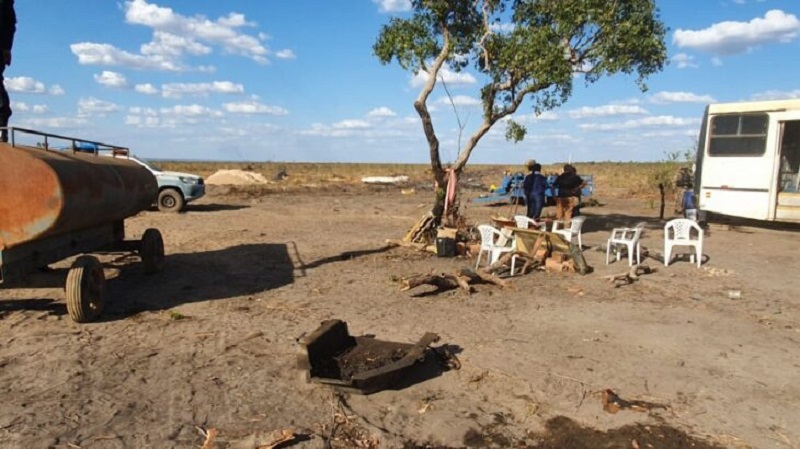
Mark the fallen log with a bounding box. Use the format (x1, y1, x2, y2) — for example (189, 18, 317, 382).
(604, 264, 655, 287)
(401, 268, 508, 294)
(483, 251, 540, 276)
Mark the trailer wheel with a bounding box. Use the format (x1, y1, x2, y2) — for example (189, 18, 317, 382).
(141, 228, 165, 274)
(158, 189, 185, 212)
(66, 256, 106, 323)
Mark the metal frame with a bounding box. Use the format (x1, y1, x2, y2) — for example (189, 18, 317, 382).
(1, 126, 129, 156)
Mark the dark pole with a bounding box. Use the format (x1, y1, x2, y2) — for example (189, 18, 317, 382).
(658, 183, 665, 220)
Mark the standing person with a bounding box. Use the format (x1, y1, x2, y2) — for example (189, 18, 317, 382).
(554, 164, 584, 226)
(522, 161, 546, 220)
(0, 0, 16, 143)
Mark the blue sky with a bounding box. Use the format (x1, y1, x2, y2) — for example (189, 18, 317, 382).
(5, 0, 800, 164)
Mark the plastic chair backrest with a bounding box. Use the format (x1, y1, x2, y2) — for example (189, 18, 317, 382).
(569, 216, 586, 233)
(477, 224, 500, 248)
(632, 222, 647, 240)
(514, 215, 534, 229)
(666, 218, 700, 240)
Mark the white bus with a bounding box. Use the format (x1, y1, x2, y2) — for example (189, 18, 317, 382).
(694, 99, 800, 223)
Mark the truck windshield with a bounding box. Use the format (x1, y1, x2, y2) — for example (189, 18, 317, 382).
(135, 157, 161, 172)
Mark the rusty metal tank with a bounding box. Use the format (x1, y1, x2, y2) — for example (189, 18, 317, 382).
(0, 143, 158, 249)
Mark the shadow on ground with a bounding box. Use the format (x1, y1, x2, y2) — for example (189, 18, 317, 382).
(101, 243, 294, 320)
(406, 415, 725, 449)
(185, 203, 250, 212)
(0, 298, 66, 318)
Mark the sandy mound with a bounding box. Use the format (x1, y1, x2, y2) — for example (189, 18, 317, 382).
(206, 169, 269, 186)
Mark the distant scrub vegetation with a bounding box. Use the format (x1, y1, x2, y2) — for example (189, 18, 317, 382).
(158, 160, 688, 199)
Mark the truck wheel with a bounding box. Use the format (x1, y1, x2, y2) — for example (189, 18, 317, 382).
(141, 228, 165, 274)
(66, 256, 106, 323)
(158, 189, 185, 212)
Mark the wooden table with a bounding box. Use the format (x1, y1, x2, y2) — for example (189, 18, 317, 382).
(507, 226, 570, 255)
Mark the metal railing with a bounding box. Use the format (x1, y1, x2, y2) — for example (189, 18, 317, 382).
(2, 126, 130, 156)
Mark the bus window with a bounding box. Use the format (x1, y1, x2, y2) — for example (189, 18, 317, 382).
(708, 113, 768, 156)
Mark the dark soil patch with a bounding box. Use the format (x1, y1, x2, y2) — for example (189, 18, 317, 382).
(406, 416, 725, 449)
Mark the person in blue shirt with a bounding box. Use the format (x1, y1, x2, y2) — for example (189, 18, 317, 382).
(523, 161, 547, 220)
(0, 0, 16, 143)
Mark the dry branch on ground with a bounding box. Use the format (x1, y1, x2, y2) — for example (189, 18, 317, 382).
(604, 265, 655, 288)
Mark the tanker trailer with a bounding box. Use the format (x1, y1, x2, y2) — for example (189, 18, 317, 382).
(0, 127, 165, 323)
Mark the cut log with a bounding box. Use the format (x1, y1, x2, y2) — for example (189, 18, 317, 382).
(604, 264, 655, 287)
(400, 267, 508, 294)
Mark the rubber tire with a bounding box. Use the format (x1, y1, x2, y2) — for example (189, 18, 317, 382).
(141, 228, 165, 274)
(158, 189, 185, 212)
(65, 256, 106, 323)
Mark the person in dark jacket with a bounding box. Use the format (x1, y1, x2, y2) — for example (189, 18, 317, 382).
(522, 161, 547, 220)
(1, 0, 17, 143)
(554, 164, 584, 226)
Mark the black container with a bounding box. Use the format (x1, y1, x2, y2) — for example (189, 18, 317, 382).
(436, 237, 456, 257)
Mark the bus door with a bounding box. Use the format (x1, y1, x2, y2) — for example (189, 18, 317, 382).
(775, 119, 800, 222)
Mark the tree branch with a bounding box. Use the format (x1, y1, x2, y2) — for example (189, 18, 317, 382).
(414, 24, 452, 186)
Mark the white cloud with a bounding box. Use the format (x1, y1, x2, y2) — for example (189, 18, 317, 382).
(141, 31, 212, 58)
(750, 90, 800, 101)
(161, 81, 244, 98)
(301, 118, 382, 138)
(49, 85, 66, 96)
(135, 83, 159, 95)
(579, 116, 698, 131)
(367, 107, 396, 118)
(160, 104, 222, 117)
(6, 77, 47, 94)
(125, 0, 268, 63)
(711, 57, 724, 66)
(672, 53, 698, 69)
(535, 111, 559, 121)
(19, 117, 90, 129)
(649, 91, 715, 104)
(372, 0, 411, 13)
(12, 102, 48, 114)
(71, 42, 187, 71)
(71, 0, 271, 71)
(567, 104, 648, 119)
(275, 49, 296, 59)
(333, 119, 371, 129)
(94, 71, 129, 88)
(78, 97, 121, 116)
(490, 23, 516, 34)
(437, 95, 481, 107)
(411, 67, 477, 88)
(512, 110, 560, 123)
(125, 115, 162, 128)
(222, 100, 288, 115)
(673, 9, 800, 55)
(128, 106, 159, 116)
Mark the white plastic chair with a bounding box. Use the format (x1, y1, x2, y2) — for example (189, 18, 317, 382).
(475, 224, 516, 270)
(606, 222, 646, 266)
(514, 215, 547, 231)
(664, 218, 704, 268)
(551, 216, 586, 248)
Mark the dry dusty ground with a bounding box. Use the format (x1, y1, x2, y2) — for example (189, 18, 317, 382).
(1, 184, 799, 449)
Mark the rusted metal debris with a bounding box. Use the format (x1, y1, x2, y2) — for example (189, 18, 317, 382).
(297, 320, 455, 394)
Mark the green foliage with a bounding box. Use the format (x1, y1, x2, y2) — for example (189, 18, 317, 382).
(505, 119, 526, 143)
(374, 0, 667, 127)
